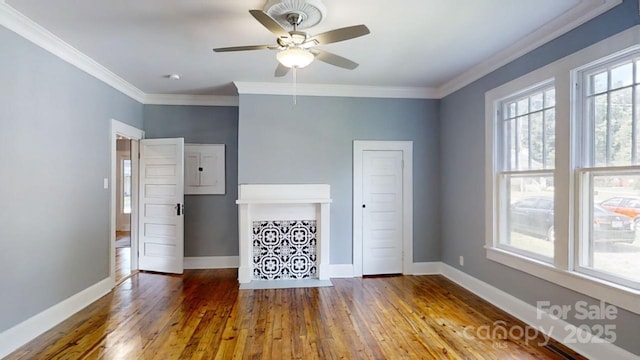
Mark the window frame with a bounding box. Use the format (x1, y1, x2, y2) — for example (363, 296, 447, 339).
(573, 49, 640, 290)
(494, 81, 556, 263)
(485, 25, 640, 315)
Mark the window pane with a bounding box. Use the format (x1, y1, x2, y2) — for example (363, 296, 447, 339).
(530, 92, 544, 112)
(610, 62, 633, 90)
(544, 89, 556, 108)
(505, 119, 516, 170)
(636, 86, 640, 161)
(530, 112, 543, 170)
(508, 102, 517, 119)
(504, 174, 555, 259)
(123, 159, 132, 214)
(590, 71, 608, 94)
(610, 88, 633, 166)
(517, 98, 529, 116)
(582, 174, 640, 284)
(592, 94, 608, 166)
(544, 109, 556, 169)
(517, 115, 530, 170)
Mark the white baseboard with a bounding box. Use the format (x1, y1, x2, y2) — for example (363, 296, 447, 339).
(439, 263, 637, 360)
(184, 256, 239, 269)
(411, 262, 442, 275)
(0, 277, 113, 359)
(329, 264, 354, 278)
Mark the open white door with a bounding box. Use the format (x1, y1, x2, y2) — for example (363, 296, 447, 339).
(138, 138, 184, 274)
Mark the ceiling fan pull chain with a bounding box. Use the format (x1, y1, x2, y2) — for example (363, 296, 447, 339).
(293, 66, 297, 105)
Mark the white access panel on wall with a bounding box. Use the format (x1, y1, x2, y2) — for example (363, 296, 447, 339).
(184, 144, 225, 195)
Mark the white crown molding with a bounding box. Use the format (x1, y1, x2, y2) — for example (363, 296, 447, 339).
(0, 0, 623, 104)
(436, 0, 623, 98)
(0, 1, 146, 103)
(234, 81, 439, 99)
(143, 94, 239, 107)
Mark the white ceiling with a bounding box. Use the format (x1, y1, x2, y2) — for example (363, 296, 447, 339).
(3, 0, 616, 98)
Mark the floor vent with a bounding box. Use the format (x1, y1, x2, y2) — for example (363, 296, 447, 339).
(543, 344, 576, 360)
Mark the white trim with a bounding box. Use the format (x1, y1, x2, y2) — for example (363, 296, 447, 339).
(437, 0, 622, 98)
(234, 82, 438, 99)
(440, 263, 638, 360)
(330, 264, 355, 278)
(0, 278, 112, 359)
(143, 94, 239, 107)
(353, 141, 413, 277)
(110, 120, 144, 284)
(412, 262, 441, 275)
(0, 2, 146, 103)
(184, 256, 239, 269)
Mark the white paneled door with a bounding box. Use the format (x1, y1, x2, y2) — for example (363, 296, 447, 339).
(362, 150, 403, 275)
(138, 138, 184, 274)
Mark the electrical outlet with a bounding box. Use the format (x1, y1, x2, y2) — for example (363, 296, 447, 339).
(459, 256, 464, 266)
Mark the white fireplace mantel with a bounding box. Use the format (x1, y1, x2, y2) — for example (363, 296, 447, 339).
(236, 184, 332, 284)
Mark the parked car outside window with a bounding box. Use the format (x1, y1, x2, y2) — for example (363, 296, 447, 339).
(511, 197, 634, 243)
(600, 197, 640, 225)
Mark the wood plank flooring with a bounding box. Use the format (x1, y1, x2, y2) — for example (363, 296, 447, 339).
(115, 231, 131, 283)
(6, 270, 585, 359)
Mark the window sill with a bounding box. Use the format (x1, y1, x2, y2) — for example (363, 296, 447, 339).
(486, 246, 640, 314)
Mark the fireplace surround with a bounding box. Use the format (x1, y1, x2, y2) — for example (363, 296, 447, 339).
(236, 184, 331, 284)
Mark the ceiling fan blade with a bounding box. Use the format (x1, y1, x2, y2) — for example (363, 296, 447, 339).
(275, 63, 290, 77)
(249, 10, 290, 39)
(312, 49, 359, 70)
(310, 25, 370, 45)
(213, 45, 273, 52)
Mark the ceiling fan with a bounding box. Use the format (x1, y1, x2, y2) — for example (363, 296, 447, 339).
(213, 4, 370, 77)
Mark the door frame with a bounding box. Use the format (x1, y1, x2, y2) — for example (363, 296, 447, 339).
(353, 141, 413, 277)
(110, 119, 144, 285)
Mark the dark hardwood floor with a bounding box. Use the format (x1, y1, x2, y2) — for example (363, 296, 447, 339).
(6, 270, 585, 359)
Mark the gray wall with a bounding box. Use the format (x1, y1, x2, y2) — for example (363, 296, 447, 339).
(238, 95, 440, 264)
(0, 26, 143, 332)
(144, 105, 239, 257)
(439, 0, 640, 355)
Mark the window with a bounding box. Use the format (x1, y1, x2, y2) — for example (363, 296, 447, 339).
(486, 26, 640, 315)
(122, 159, 132, 214)
(495, 83, 556, 261)
(575, 49, 640, 289)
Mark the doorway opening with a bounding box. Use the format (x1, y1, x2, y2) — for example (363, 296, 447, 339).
(115, 137, 132, 282)
(110, 119, 144, 286)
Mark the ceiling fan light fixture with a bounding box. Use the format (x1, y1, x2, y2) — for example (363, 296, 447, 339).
(276, 47, 314, 68)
